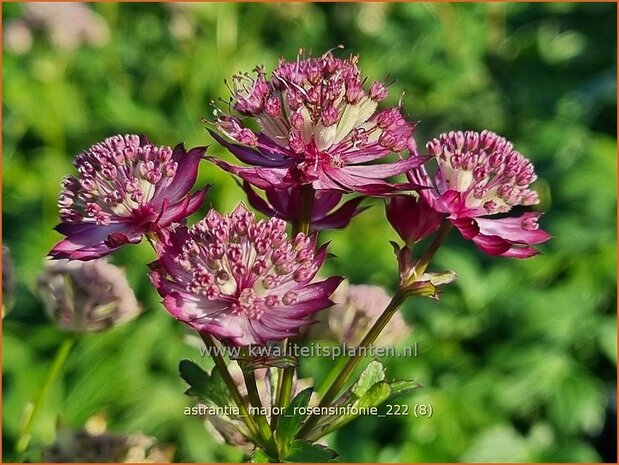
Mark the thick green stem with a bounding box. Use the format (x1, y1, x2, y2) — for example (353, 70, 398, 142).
(16, 336, 75, 457)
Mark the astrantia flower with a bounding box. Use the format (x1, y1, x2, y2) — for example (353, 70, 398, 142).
(311, 280, 411, 347)
(208, 49, 424, 195)
(37, 258, 141, 333)
(243, 182, 366, 230)
(410, 130, 551, 258)
(149, 204, 342, 346)
(50, 134, 208, 260)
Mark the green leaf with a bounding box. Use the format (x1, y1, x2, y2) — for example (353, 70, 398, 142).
(352, 360, 385, 398)
(285, 440, 338, 463)
(178, 359, 232, 408)
(388, 379, 423, 400)
(249, 448, 273, 463)
(277, 387, 313, 448)
(208, 367, 235, 408)
(356, 381, 391, 409)
(179, 359, 211, 399)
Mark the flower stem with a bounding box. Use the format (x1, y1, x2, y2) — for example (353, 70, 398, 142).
(240, 360, 279, 457)
(413, 222, 453, 278)
(298, 222, 454, 439)
(199, 334, 272, 453)
(295, 184, 315, 237)
(15, 336, 75, 457)
(275, 185, 315, 417)
(297, 290, 406, 439)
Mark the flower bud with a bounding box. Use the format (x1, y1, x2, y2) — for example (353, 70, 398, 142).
(386, 195, 444, 245)
(37, 258, 140, 333)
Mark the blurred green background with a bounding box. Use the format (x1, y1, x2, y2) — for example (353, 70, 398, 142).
(2, 2, 617, 462)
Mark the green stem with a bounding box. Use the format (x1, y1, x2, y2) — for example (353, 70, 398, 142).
(240, 364, 279, 458)
(16, 337, 75, 457)
(316, 356, 348, 398)
(199, 334, 265, 448)
(297, 291, 406, 439)
(413, 222, 453, 279)
(298, 222, 454, 439)
(274, 185, 315, 420)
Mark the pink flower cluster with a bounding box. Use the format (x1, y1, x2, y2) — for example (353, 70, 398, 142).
(209, 50, 424, 195)
(49, 49, 551, 346)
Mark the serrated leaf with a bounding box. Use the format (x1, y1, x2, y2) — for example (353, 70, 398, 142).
(285, 440, 338, 463)
(179, 359, 211, 399)
(208, 367, 235, 408)
(277, 387, 313, 448)
(178, 359, 232, 408)
(352, 360, 385, 398)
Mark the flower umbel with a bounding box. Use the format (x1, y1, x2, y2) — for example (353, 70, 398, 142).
(312, 280, 411, 347)
(150, 204, 342, 346)
(209, 49, 424, 195)
(37, 258, 141, 332)
(410, 130, 551, 258)
(50, 134, 208, 260)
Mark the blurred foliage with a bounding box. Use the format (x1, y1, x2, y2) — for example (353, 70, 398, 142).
(2, 2, 616, 463)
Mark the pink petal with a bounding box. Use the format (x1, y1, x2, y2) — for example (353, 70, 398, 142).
(208, 157, 293, 189)
(315, 197, 367, 229)
(153, 144, 206, 204)
(471, 234, 512, 256)
(208, 129, 287, 167)
(475, 213, 551, 245)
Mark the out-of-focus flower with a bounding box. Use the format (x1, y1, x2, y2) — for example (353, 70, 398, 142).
(150, 204, 342, 346)
(49, 134, 208, 260)
(43, 424, 171, 462)
(24, 2, 110, 51)
(312, 280, 411, 347)
(3, 21, 33, 55)
(386, 194, 444, 245)
(2, 246, 15, 317)
(37, 258, 141, 333)
(243, 182, 367, 230)
(208, 49, 424, 195)
(409, 130, 551, 258)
